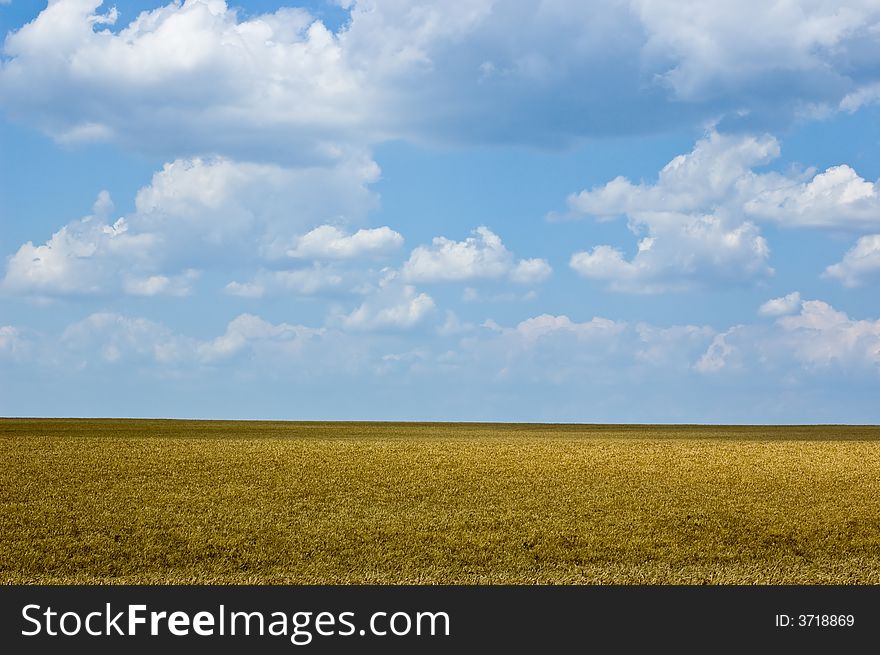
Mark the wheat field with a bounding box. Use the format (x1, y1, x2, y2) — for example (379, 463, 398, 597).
(2, 419, 879, 584)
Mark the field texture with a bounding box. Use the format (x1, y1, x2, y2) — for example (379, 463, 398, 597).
(2, 419, 880, 584)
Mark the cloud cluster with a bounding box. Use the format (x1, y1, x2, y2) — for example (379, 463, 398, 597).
(2, 155, 383, 298)
(698, 296, 880, 373)
(563, 131, 880, 292)
(462, 312, 712, 384)
(775, 300, 880, 370)
(3, 0, 880, 158)
(61, 311, 331, 369)
(4, 2, 879, 306)
(745, 165, 880, 230)
(8, 293, 879, 407)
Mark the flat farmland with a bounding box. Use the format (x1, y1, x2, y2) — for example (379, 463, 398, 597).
(2, 419, 879, 584)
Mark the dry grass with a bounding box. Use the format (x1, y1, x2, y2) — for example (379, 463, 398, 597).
(2, 419, 879, 584)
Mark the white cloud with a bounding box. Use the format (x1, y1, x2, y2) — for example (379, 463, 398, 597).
(696, 299, 880, 373)
(759, 291, 802, 317)
(745, 165, 880, 230)
(197, 313, 324, 362)
(565, 131, 880, 231)
(564, 132, 778, 292)
(2, 156, 380, 298)
(513, 314, 625, 342)
(2, 206, 163, 297)
(778, 301, 880, 370)
(403, 226, 549, 285)
(403, 226, 511, 282)
(631, 0, 880, 103)
(564, 132, 782, 218)
(123, 270, 200, 297)
(4, 0, 879, 158)
(340, 274, 435, 331)
(459, 312, 717, 384)
(134, 156, 380, 256)
(11, 297, 880, 405)
(562, 131, 880, 292)
(464, 313, 630, 383)
(569, 215, 772, 293)
(510, 258, 552, 284)
(286, 225, 403, 259)
(0, 0, 372, 162)
(824, 234, 880, 287)
(840, 81, 880, 112)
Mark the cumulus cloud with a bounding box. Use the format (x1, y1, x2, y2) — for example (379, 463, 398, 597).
(562, 131, 880, 292)
(339, 273, 436, 331)
(564, 132, 777, 292)
(564, 132, 782, 218)
(824, 234, 880, 287)
(403, 227, 511, 282)
(759, 291, 802, 317)
(510, 258, 553, 285)
(0, 0, 373, 162)
(134, 156, 380, 257)
(2, 156, 381, 298)
(3, 0, 879, 158)
(2, 202, 164, 297)
(696, 299, 880, 373)
(564, 132, 880, 230)
(776, 300, 880, 369)
(745, 165, 880, 230)
(286, 225, 403, 260)
(569, 216, 771, 293)
(402, 226, 551, 285)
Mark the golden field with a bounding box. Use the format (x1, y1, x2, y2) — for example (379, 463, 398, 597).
(1, 419, 879, 584)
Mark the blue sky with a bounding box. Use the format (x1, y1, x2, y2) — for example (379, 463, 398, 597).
(1, 0, 880, 422)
